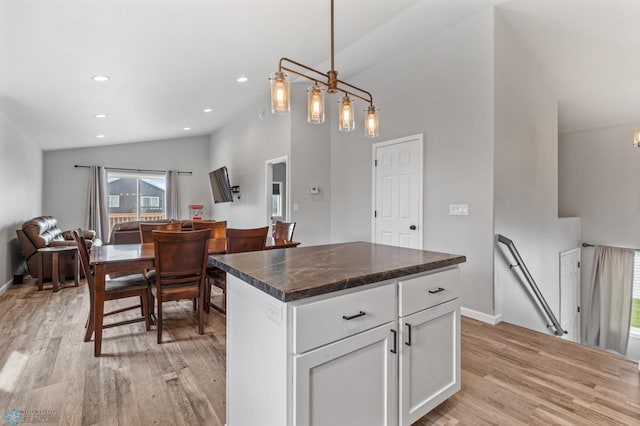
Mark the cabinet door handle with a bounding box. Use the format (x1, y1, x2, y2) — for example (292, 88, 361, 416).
(405, 323, 412, 346)
(342, 311, 366, 320)
(390, 329, 397, 354)
(428, 287, 445, 294)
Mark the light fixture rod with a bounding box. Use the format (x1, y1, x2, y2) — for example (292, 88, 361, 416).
(331, 0, 335, 73)
(278, 58, 373, 105)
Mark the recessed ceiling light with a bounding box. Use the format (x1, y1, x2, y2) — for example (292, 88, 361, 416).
(95, 114, 107, 119)
(183, 127, 191, 131)
(97, 134, 105, 138)
(237, 76, 248, 83)
(203, 108, 213, 113)
(92, 75, 110, 82)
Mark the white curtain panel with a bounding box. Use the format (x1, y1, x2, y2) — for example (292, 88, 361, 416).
(87, 165, 108, 241)
(585, 245, 634, 355)
(165, 170, 179, 220)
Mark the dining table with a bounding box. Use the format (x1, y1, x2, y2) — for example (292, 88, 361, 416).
(88, 237, 300, 356)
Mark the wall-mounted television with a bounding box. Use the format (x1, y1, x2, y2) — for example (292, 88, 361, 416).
(209, 166, 234, 203)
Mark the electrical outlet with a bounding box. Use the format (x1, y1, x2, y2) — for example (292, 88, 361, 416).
(293, 203, 299, 211)
(449, 204, 469, 216)
(266, 300, 282, 325)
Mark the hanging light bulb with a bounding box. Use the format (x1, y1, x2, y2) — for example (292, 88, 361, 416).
(307, 84, 325, 124)
(338, 95, 355, 132)
(634, 128, 640, 147)
(270, 71, 290, 115)
(364, 105, 379, 138)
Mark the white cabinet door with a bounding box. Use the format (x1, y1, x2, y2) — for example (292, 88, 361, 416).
(399, 299, 460, 426)
(294, 323, 398, 426)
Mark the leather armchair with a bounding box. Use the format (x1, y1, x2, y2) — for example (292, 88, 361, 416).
(16, 216, 97, 281)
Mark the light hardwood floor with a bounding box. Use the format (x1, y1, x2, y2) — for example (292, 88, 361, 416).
(0, 278, 638, 425)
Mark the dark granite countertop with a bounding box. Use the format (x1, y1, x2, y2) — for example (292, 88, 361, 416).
(209, 241, 466, 302)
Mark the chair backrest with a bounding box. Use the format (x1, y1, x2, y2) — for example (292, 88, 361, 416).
(272, 221, 296, 241)
(71, 228, 94, 293)
(152, 229, 210, 287)
(193, 220, 227, 239)
(226, 227, 269, 254)
(140, 222, 182, 243)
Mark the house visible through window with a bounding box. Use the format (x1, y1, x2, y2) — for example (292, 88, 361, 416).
(632, 252, 640, 333)
(107, 171, 167, 235)
(108, 195, 120, 208)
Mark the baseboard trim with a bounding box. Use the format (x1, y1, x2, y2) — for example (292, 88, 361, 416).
(0, 279, 12, 297)
(461, 307, 502, 325)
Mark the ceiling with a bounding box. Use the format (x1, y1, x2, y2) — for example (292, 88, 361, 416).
(1, 0, 638, 151)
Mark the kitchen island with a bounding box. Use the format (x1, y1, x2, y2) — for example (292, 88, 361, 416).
(210, 241, 466, 426)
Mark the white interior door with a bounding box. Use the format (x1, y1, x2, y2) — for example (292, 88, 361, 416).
(560, 248, 581, 343)
(372, 135, 423, 249)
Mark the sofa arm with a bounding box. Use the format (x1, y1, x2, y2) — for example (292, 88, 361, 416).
(50, 240, 78, 247)
(62, 229, 96, 241)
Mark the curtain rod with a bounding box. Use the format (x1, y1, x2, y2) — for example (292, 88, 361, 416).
(582, 242, 639, 251)
(74, 164, 192, 175)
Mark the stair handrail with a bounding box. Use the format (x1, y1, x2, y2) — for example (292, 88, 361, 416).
(497, 234, 566, 336)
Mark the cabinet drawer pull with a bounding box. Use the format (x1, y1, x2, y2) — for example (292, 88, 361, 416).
(428, 287, 445, 294)
(342, 311, 366, 320)
(405, 323, 412, 346)
(390, 329, 397, 354)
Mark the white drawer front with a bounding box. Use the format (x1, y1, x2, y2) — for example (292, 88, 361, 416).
(398, 268, 459, 317)
(293, 282, 396, 354)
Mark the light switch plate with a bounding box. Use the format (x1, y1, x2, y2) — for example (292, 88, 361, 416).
(309, 186, 319, 194)
(449, 204, 469, 216)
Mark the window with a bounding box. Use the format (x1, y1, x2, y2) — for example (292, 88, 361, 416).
(140, 196, 160, 208)
(107, 171, 166, 235)
(632, 252, 640, 333)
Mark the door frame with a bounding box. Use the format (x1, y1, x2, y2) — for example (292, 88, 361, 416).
(265, 155, 289, 226)
(371, 134, 424, 249)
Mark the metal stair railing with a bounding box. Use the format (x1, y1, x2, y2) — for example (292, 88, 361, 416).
(497, 234, 566, 336)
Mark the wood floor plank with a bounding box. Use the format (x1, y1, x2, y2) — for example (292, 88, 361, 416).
(1, 278, 639, 425)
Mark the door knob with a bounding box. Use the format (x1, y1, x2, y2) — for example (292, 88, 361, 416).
(409, 225, 417, 230)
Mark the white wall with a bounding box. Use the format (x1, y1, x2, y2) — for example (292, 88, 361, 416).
(43, 135, 211, 233)
(559, 123, 640, 359)
(289, 84, 332, 246)
(329, 9, 497, 314)
(0, 112, 42, 287)
(208, 99, 290, 229)
(494, 12, 580, 335)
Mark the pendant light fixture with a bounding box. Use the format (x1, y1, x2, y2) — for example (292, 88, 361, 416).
(269, 0, 380, 137)
(307, 84, 325, 124)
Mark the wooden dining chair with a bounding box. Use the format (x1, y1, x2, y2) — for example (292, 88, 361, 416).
(208, 226, 269, 315)
(272, 220, 296, 241)
(71, 229, 151, 350)
(140, 222, 182, 243)
(193, 220, 227, 239)
(151, 229, 210, 343)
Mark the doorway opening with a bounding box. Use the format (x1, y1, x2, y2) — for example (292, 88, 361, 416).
(265, 156, 289, 227)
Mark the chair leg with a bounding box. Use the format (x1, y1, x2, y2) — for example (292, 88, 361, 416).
(204, 277, 210, 314)
(157, 298, 163, 344)
(222, 288, 227, 314)
(142, 290, 151, 331)
(198, 284, 205, 335)
(140, 295, 144, 317)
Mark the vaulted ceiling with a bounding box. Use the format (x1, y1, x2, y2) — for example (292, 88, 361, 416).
(1, 0, 637, 150)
